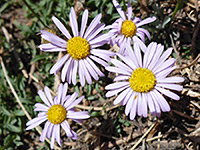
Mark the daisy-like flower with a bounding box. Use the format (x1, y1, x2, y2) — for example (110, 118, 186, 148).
(26, 83, 90, 149)
(39, 7, 115, 86)
(105, 42, 184, 120)
(107, 0, 156, 54)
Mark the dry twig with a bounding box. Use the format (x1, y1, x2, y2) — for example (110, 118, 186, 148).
(176, 54, 200, 70)
(130, 122, 157, 150)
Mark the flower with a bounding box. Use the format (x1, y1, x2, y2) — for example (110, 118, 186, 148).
(26, 83, 90, 149)
(106, 0, 156, 54)
(105, 42, 184, 120)
(39, 7, 115, 86)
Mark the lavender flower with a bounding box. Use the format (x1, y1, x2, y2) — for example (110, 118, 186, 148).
(26, 83, 90, 149)
(105, 42, 184, 120)
(106, 0, 156, 54)
(39, 7, 115, 86)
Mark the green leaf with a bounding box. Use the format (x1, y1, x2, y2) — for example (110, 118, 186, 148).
(6, 124, 21, 133)
(90, 111, 101, 117)
(162, 16, 171, 28)
(171, 0, 185, 20)
(31, 54, 48, 63)
(1, 106, 11, 116)
(14, 110, 25, 116)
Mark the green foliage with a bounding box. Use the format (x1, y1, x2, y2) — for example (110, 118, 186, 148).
(0, 0, 189, 149)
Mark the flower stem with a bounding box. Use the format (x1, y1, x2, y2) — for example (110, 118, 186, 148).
(21, 0, 48, 28)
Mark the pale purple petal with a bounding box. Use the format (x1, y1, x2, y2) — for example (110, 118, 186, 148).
(125, 92, 135, 115)
(92, 49, 115, 56)
(47, 123, 53, 138)
(152, 90, 171, 112)
(114, 75, 129, 81)
(50, 54, 69, 74)
(140, 93, 148, 117)
(154, 58, 176, 74)
(37, 112, 46, 117)
(69, 7, 78, 37)
(148, 44, 164, 70)
(130, 95, 138, 120)
(40, 30, 67, 48)
(136, 16, 156, 27)
(116, 53, 137, 70)
(155, 86, 180, 100)
(71, 130, 78, 140)
(112, 0, 126, 20)
(156, 66, 177, 79)
(26, 116, 47, 130)
(86, 57, 104, 77)
(67, 96, 84, 110)
(67, 111, 90, 119)
(121, 88, 133, 105)
(57, 83, 63, 104)
(83, 59, 99, 80)
(132, 16, 142, 23)
(136, 32, 145, 43)
(80, 9, 88, 37)
(38, 43, 66, 52)
(91, 50, 112, 62)
(137, 28, 151, 40)
(106, 66, 131, 76)
(113, 87, 131, 105)
(40, 121, 51, 142)
(55, 125, 61, 146)
(133, 41, 142, 67)
(125, 44, 140, 68)
(80, 59, 92, 84)
(34, 103, 49, 111)
(153, 48, 173, 72)
(133, 36, 147, 53)
(78, 60, 85, 86)
(145, 93, 156, 115)
(72, 60, 78, 85)
(143, 42, 154, 68)
(127, 2, 132, 20)
(61, 57, 73, 82)
(111, 59, 132, 73)
(143, 42, 157, 68)
(105, 82, 130, 90)
(84, 14, 102, 38)
(106, 84, 130, 97)
(157, 77, 184, 83)
(90, 33, 112, 46)
(61, 121, 74, 138)
(157, 83, 183, 91)
(64, 92, 78, 109)
(149, 92, 161, 117)
(90, 55, 108, 67)
(87, 24, 105, 42)
(44, 86, 54, 105)
(52, 16, 72, 39)
(50, 125, 56, 149)
(38, 90, 51, 107)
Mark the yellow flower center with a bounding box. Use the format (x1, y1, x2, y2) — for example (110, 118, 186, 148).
(67, 37, 90, 60)
(121, 20, 137, 38)
(47, 104, 66, 124)
(42, 29, 56, 44)
(129, 68, 156, 93)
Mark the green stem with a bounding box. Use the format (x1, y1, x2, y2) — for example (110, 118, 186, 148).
(21, 0, 48, 28)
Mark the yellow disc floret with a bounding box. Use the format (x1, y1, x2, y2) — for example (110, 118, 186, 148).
(129, 68, 156, 93)
(47, 104, 67, 124)
(67, 37, 90, 60)
(121, 20, 137, 38)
